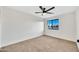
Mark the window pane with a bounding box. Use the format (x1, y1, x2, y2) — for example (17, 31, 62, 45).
(48, 19, 59, 30)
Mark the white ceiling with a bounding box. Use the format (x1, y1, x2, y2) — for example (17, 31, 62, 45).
(7, 6, 78, 18)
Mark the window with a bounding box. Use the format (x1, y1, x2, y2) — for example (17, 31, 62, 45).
(48, 19, 59, 30)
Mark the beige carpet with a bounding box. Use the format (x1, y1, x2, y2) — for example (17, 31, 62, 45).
(1, 35, 79, 52)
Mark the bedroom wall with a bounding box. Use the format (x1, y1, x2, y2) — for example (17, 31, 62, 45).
(44, 12, 76, 42)
(76, 8, 79, 48)
(0, 23, 1, 48)
(0, 7, 2, 47)
(1, 7, 44, 47)
(76, 8, 79, 39)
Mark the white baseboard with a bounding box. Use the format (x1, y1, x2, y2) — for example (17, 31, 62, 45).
(1, 33, 43, 48)
(45, 33, 76, 42)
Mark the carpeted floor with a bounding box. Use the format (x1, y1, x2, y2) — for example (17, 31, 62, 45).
(0, 35, 79, 52)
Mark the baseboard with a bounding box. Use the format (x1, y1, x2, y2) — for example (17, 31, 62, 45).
(1, 33, 43, 48)
(45, 34, 76, 42)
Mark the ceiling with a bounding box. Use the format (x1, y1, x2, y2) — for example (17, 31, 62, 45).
(7, 6, 78, 18)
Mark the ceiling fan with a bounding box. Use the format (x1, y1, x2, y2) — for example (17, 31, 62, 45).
(35, 6, 55, 16)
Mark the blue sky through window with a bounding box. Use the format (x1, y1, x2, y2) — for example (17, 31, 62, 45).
(48, 19, 59, 26)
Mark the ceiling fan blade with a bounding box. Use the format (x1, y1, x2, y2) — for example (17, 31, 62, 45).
(39, 6, 43, 10)
(46, 12, 54, 14)
(35, 12, 43, 13)
(46, 7, 55, 12)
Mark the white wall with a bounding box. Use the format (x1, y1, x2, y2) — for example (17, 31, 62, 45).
(76, 8, 79, 48)
(0, 7, 1, 47)
(44, 12, 76, 42)
(0, 24, 1, 47)
(1, 7, 44, 47)
(76, 8, 79, 39)
(0, 24, 1, 48)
